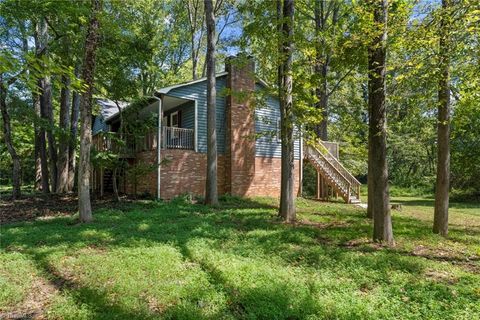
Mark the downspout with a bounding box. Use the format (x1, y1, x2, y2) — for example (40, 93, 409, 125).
(148, 95, 163, 200)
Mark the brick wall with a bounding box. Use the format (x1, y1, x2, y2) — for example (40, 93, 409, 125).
(242, 157, 300, 197)
(122, 149, 225, 199)
(225, 57, 256, 196)
(120, 149, 300, 199)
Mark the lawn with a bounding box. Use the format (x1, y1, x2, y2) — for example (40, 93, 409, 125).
(0, 195, 479, 319)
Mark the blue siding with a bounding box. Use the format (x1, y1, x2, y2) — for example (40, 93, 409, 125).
(165, 77, 300, 159)
(180, 101, 195, 129)
(167, 76, 227, 154)
(93, 116, 108, 134)
(254, 84, 300, 159)
(163, 101, 195, 130)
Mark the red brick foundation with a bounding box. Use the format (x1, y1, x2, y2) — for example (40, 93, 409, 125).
(120, 149, 299, 199)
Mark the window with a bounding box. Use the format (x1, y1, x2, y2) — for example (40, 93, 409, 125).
(170, 111, 179, 128)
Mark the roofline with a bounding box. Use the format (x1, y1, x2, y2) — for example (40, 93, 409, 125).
(155, 71, 228, 95)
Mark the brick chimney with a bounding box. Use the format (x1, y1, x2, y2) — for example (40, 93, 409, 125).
(224, 55, 256, 196)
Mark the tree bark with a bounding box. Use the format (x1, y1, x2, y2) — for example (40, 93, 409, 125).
(35, 19, 50, 193)
(433, 0, 451, 237)
(278, 0, 296, 222)
(187, 0, 204, 80)
(78, 0, 101, 223)
(44, 75, 58, 192)
(204, 0, 218, 205)
(313, 0, 339, 141)
(33, 92, 42, 191)
(68, 69, 81, 192)
(0, 80, 22, 199)
(56, 75, 71, 193)
(112, 167, 120, 202)
(368, 0, 393, 244)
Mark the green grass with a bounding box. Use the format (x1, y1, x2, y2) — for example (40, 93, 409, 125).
(1, 196, 479, 319)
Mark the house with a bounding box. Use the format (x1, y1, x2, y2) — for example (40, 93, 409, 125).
(92, 56, 361, 203)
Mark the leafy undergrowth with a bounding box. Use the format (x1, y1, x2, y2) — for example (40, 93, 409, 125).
(0, 196, 479, 319)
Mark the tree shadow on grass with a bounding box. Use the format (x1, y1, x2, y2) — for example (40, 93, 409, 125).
(27, 248, 231, 320)
(1, 198, 443, 275)
(2, 197, 479, 318)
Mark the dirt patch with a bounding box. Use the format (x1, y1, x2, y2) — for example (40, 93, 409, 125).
(295, 218, 351, 229)
(341, 238, 387, 250)
(425, 269, 459, 284)
(412, 245, 479, 263)
(0, 194, 137, 224)
(0, 276, 58, 320)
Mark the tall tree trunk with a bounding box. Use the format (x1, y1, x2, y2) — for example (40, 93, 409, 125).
(278, 0, 296, 222)
(68, 70, 81, 192)
(204, 0, 218, 205)
(35, 19, 50, 193)
(433, 0, 451, 236)
(368, 0, 393, 244)
(0, 80, 22, 199)
(191, 37, 198, 80)
(367, 127, 374, 219)
(56, 75, 71, 193)
(112, 167, 120, 202)
(44, 75, 58, 192)
(33, 92, 42, 191)
(78, 0, 101, 223)
(313, 0, 335, 141)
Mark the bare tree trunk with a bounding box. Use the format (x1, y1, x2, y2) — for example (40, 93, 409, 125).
(367, 133, 374, 219)
(187, 0, 203, 80)
(78, 0, 101, 223)
(112, 167, 120, 202)
(44, 75, 58, 192)
(278, 0, 296, 223)
(313, 0, 338, 141)
(0, 80, 22, 199)
(35, 19, 50, 194)
(56, 75, 71, 193)
(191, 37, 198, 80)
(204, 0, 218, 205)
(33, 92, 42, 191)
(433, 0, 451, 237)
(368, 0, 393, 245)
(68, 70, 80, 192)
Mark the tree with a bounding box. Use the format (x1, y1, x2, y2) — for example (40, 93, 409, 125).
(34, 18, 51, 194)
(78, 0, 101, 223)
(187, 0, 205, 80)
(313, 0, 340, 141)
(368, 0, 393, 244)
(0, 78, 21, 199)
(204, 0, 218, 205)
(433, 0, 451, 236)
(56, 73, 71, 193)
(278, 0, 296, 222)
(68, 66, 81, 192)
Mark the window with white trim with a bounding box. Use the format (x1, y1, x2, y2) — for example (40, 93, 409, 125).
(170, 111, 179, 128)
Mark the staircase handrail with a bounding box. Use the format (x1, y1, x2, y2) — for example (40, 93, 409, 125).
(305, 142, 361, 201)
(319, 141, 361, 185)
(305, 144, 352, 193)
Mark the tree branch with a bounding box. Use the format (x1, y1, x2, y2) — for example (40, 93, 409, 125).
(328, 67, 354, 97)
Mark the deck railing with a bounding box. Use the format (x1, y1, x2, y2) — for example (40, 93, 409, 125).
(162, 126, 194, 150)
(93, 126, 195, 155)
(92, 132, 135, 157)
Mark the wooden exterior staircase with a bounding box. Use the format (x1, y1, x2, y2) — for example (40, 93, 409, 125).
(304, 142, 361, 204)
